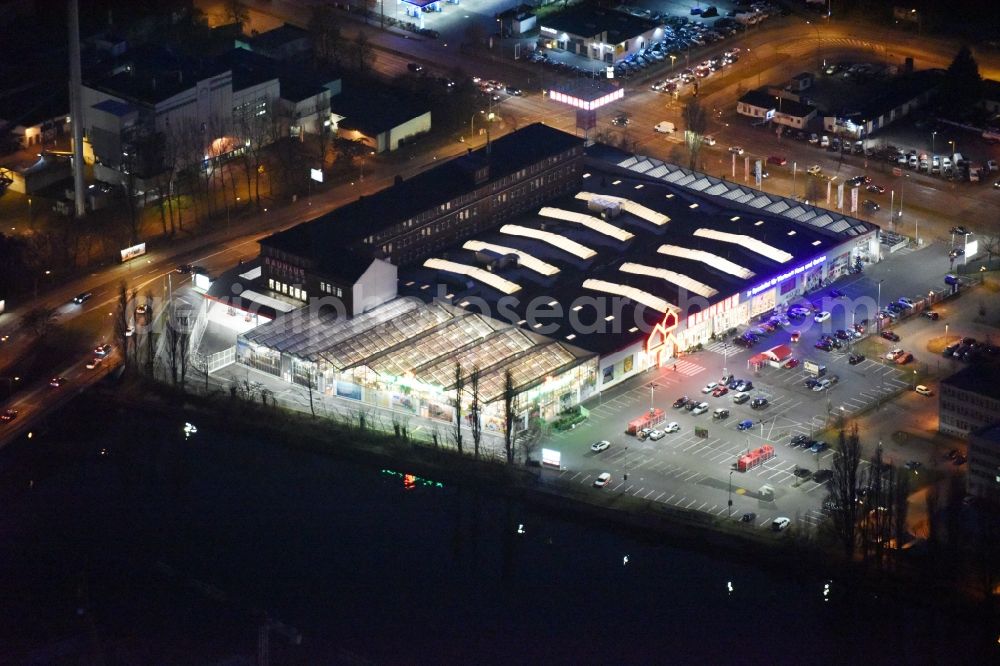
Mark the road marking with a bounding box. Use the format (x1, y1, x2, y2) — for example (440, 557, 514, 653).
(644, 489, 657, 499)
(686, 498, 698, 508)
(655, 491, 665, 501)
(665, 494, 676, 504)
(632, 486, 646, 496)
(611, 481, 625, 491)
(696, 501, 708, 511)
(624, 484, 634, 493)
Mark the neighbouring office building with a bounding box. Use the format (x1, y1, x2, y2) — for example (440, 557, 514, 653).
(968, 424, 1000, 501)
(206, 124, 879, 428)
(737, 89, 819, 130)
(939, 363, 1000, 438)
(822, 69, 943, 139)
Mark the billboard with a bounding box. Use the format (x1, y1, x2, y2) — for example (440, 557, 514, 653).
(120, 242, 146, 263)
(310, 168, 323, 183)
(541, 448, 562, 468)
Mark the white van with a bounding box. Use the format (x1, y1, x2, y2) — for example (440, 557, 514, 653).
(654, 121, 676, 134)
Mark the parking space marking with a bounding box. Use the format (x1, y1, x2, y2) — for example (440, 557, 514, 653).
(665, 494, 676, 504)
(611, 481, 624, 491)
(569, 471, 582, 481)
(655, 491, 665, 501)
(697, 502, 708, 511)
(624, 484, 635, 494)
(632, 486, 646, 496)
(674, 496, 687, 506)
(644, 489, 657, 499)
(686, 498, 698, 509)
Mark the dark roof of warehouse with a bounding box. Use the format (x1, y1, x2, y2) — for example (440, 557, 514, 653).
(246, 23, 311, 52)
(329, 81, 429, 135)
(86, 45, 231, 106)
(260, 123, 585, 266)
(942, 362, 1000, 402)
(540, 6, 658, 40)
(400, 159, 872, 356)
(833, 69, 945, 119)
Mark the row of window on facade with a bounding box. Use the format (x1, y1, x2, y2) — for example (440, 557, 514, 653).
(319, 281, 343, 297)
(269, 277, 307, 301)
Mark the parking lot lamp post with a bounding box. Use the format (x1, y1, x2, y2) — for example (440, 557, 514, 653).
(624, 446, 629, 482)
(650, 383, 656, 411)
(932, 131, 937, 154)
(948, 140, 956, 156)
(728, 470, 734, 520)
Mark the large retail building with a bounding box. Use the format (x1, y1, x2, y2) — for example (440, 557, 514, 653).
(206, 124, 880, 430)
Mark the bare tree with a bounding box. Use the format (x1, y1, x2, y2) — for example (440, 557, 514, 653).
(114, 281, 133, 368)
(980, 232, 999, 269)
(682, 99, 707, 170)
(178, 327, 190, 390)
(21, 306, 58, 339)
(224, 0, 249, 28)
(306, 366, 317, 418)
(309, 4, 345, 67)
(143, 291, 155, 376)
(349, 30, 377, 74)
(828, 424, 862, 559)
(469, 366, 481, 460)
(236, 99, 273, 209)
(166, 313, 181, 386)
(502, 368, 518, 465)
(452, 362, 464, 454)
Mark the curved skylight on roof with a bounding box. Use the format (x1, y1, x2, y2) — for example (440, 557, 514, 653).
(619, 263, 718, 298)
(423, 258, 522, 294)
(574, 192, 670, 226)
(461, 240, 560, 276)
(538, 207, 634, 241)
(500, 224, 597, 259)
(657, 244, 755, 279)
(582, 279, 675, 313)
(693, 228, 793, 263)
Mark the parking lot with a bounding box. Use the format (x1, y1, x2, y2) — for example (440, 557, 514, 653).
(541, 239, 964, 531)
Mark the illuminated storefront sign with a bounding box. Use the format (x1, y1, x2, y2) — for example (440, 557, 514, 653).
(745, 255, 827, 298)
(541, 448, 562, 467)
(548, 87, 624, 111)
(645, 310, 679, 368)
(541, 26, 557, 35)
(687, 294, 739, 329)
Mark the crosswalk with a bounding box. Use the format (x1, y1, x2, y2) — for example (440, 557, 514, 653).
(670, 359, 705, 376)
(702, 339, 740, 356)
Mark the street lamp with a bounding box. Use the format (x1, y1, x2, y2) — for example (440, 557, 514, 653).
(624, 446, 629, 481)
(948, 140, 956, 156)
(876, 279, 884, 331)
(932, 130, 937, 154)
(650, 383, 657, 410)
(670, 54, 677, 71)
(728, 470, 734, 520)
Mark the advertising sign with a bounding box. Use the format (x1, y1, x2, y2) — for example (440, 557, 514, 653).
(754, 159, 762, 187)
(850, 186, 859, 214)
(606, 66, 614, 79)
(120, 242, 147, 263)
(826, 179, 832, 204)
(541, 448, 562, 468)
(310, 168, 323, 183)
(744, 156, 750, 183)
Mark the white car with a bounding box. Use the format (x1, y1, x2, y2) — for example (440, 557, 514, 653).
(813, 311, 831, 323)
(771, 517, 791, 531)
(701, 382, 718, 394)
(594, 472, 612, 487)
(915, 385, 934, 396)
(703, 135, 717, 146)
(590, 440, 611, 452)
(648, 429, 666, 440)
(664, 421, 680, 433)
(729, 146, 744, 155)
(885, 348, 904, 361)
(654, 121, 676, 134)
(812, 379, 832, 392)
(807, 165, 822, 176)
(691, 402, 709, 415)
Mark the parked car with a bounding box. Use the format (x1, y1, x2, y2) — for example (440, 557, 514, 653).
(407, 62, 424, 72)
(733, 392, 751, 405)
(648, 429, 666, 440)
(664, 422, 681, 433)
(691, 402, 710, 415)
(591, 440, 611, 452)
(712, 408, 730, 420)
(881, 330, 900, 342)
(771, 517, 791, 531)
(737, 419, 754, 431)
(922, 310, 940, 320)
(673, 396, 690, 408)
(848, 353, 865, 365)
(812, 469, 833, 483)
(784, 358, 800, 369)
(654, 121, 676, 134)
(750, 397, 769, 409)
(886, 348, 905, 361)
(810, 441, 829, 454)
(895, 352, 913, 365)
(767, 155, 787, 166)
(594, 472, 612, 487)
(0, 408, 18, 423)
(915, 385, 933, 396)
(735, 380, 753, 392)
(813, 311, 831, 323)
(812, 379, 832, 392)
(740, 512, 757, 523)
(701, 382, 719, 394)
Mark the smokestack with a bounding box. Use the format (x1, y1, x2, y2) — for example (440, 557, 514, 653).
(69, 0, 86, 218)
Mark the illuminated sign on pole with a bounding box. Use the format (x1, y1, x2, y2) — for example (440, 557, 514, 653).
(310, 168, 323, 183)
(837, 182, 845, 209)
(754, 159, 762, 187)
(541, 448, 562, 468)
(850, 186, 859, 213)
(745, 255, 827, 297)
(120, 242, 146, 263)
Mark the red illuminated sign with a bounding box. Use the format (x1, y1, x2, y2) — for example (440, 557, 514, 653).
(646, 310, 679, 367)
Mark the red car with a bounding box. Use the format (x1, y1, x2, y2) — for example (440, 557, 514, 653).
(767, 155, 787, 166)
(1, 408, 18, 423)
(790, 331, 801, 343)
(712, 385, 729, 397)
(784, 358, 800, 368)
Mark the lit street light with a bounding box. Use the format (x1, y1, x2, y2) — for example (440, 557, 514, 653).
(931, 130, 937, 154)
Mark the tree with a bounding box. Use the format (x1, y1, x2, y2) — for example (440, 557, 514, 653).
(143, 291, 155, 376)
(235, 100, 272, 209)
(828, 424, 862, 559)
(502, 368, 518, 465)
(682, 100, 708, 170)
(224, 0, 249, 29)
(306, 367, 317, 418)
(21, 306, 57, 339)
(942, 45, 983, 111)
(114, 281, 133, 368)
(463, 22, 487, 50)
(349, 30, 377, 74)
(452, 363, 464, 454)
(470, 366, 481, 460)
(309, 4, 345, 67)
(980, 232, 999, 268)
